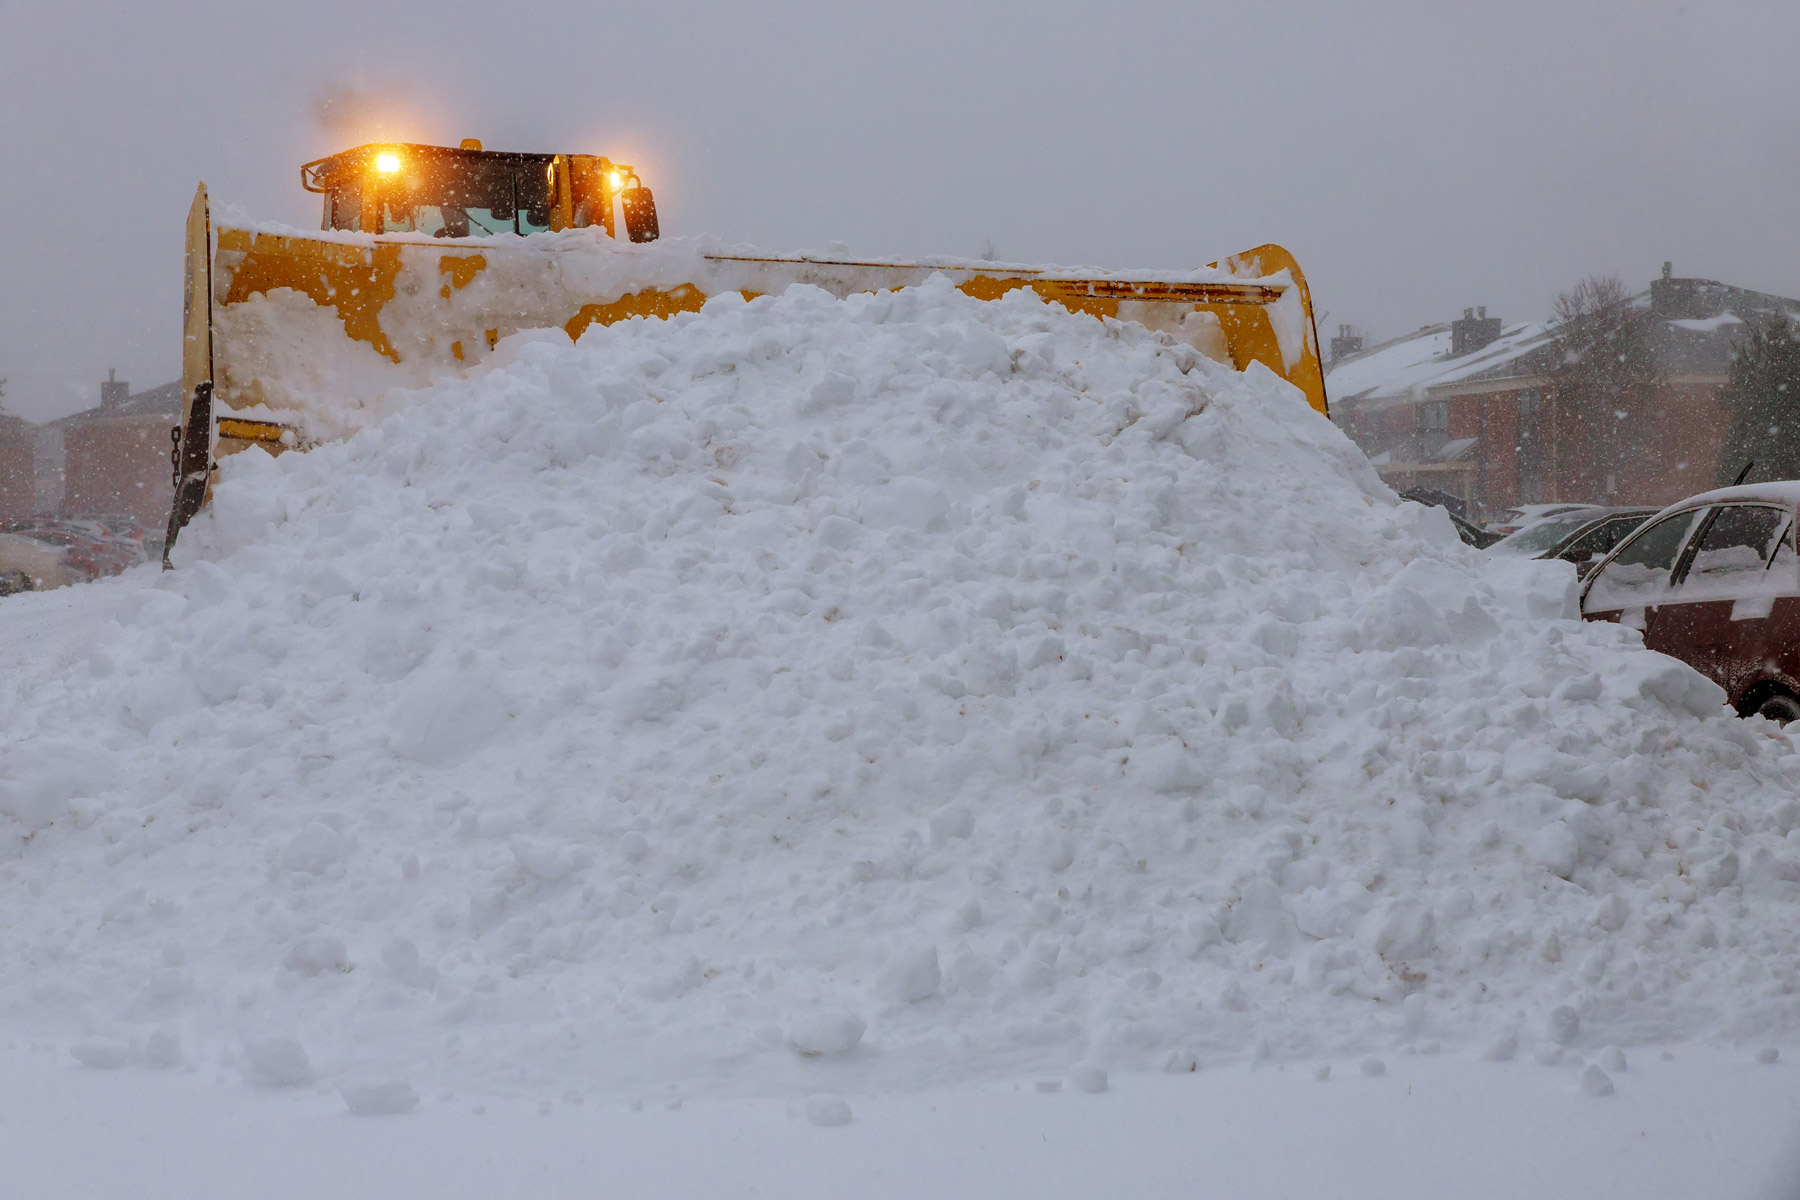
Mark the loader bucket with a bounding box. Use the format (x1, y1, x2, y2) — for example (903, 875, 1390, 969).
(165, 184, 1326, 547)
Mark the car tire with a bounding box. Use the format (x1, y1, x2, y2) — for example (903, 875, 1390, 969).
(1750, 692, 1800, 726)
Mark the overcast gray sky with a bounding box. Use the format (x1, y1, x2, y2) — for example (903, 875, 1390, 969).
(4, 0, 1797, 421)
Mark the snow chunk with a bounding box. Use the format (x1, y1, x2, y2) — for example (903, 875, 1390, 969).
(1579, 1063, 1615, 1097)
(1548, 1006, 1582, 1046)
(280, 824, 345, 874)
(892, 946, 942, 1003)
(1069, 1062, 1109, 1093)
(69, 1038, 134, 1069)
(788, 1012, 866, 1057)
(1532, 823, 1581, 880)
(284, 935, 351, 976)
(340, 1080, 421, 1115)
(804, 1093, 853, 1126)
(243, 1038, 314, 1087)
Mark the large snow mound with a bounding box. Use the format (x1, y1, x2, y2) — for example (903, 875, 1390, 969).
(3, 278, 1799, 1099)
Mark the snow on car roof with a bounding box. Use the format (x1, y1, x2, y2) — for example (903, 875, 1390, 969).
(1652, 480, 1800, 514)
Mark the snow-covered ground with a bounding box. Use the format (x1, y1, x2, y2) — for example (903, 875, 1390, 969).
(3, 279, 1800, 1191)
(4, 1045, 1797, 1199)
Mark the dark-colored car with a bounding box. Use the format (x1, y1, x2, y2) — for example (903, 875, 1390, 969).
(1491, 506, 1658, 577)
(1487, 502, 1592, 537)
(1398, 488, 1504, 549)
(1579, 483, 1800, 723)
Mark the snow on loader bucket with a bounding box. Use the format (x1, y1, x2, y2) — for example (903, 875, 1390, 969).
(166, 141, 1327, 562)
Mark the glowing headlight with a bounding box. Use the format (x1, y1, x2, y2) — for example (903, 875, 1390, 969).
(376, 153, 401, 173)
(608, 170, 623, 191)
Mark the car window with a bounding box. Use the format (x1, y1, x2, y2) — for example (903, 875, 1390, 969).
(1561, 515, 1649, 563)
(1493, 514, 1595, 556)
(1762, 522, 1800, 593)
(1674, 505, 1789, 599)
(1583, 509, 1701, 610)
(1576, 510, 1648, 557)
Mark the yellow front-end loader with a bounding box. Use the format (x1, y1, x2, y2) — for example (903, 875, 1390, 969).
(166, 139, 1328, 559)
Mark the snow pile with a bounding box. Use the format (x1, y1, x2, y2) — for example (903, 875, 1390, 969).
(3, 278, 1799, 1101)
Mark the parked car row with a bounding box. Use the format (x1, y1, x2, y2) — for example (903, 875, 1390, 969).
(0, 514, 156, 595)
(1400, 487, 1800, 725)
(1489, 506, 1660, 577)
(1579, 483, 1800, 724)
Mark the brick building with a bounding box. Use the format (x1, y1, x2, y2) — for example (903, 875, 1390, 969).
(1327, 267, 1800, 519)
(49, 373, 182, 529)
(0, 413, 35, 520)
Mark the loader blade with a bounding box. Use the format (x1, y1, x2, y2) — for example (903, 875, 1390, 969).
(172, 207, 1328, 542)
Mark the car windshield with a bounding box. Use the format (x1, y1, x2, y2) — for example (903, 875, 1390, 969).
(1492, 514, 1596, 556)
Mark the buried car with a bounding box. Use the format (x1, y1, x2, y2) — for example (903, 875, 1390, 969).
(1397, 488, 1504, 549)
(1580, 483, 1800, 723)
(1491, 506, 1657, 577)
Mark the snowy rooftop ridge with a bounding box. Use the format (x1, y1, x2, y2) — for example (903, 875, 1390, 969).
(1327, 318, 1556, 409)
(1330, 270, 1800, 410)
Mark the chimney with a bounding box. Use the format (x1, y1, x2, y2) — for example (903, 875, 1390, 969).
(1451, 307, 1502, 356)
(1650, 259, 1716, 320)
(100, 368, 128, 412)
(1329, 324, 1364, 364)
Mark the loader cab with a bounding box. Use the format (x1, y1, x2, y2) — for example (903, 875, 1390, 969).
(299, 140, 659, 243)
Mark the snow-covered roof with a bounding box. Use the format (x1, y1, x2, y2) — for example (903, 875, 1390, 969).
(1323, 326, 1450, 403)
(1328, 320, 1556, 410)
(48, 381, 181, 430)
(1670, 314, 1744, 333)
(1332, 276, 1800, 414)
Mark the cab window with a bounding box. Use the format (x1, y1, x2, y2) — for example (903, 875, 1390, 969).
(329, 180, 361, 232)
(1584, 509, 1701, 610)
(378, 155, 553, 237)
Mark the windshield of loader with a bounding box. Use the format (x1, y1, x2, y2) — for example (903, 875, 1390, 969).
(348, 149, 555, 237)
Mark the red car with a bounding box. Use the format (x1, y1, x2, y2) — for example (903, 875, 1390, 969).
(0, 514, 153, 592)
(1580, 483, 1800, 724)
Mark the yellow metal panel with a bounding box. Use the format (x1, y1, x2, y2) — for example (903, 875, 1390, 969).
(438, 253, 487, 297)
(216, 416, 291, 447)
(550, 155, 574, 232)
(1205, 243, 1327, 416)
(218, 231, 404, 363)
(564, 285, 710, 341)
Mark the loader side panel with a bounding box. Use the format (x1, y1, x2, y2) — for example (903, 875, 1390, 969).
(180, 184, 213, 434)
